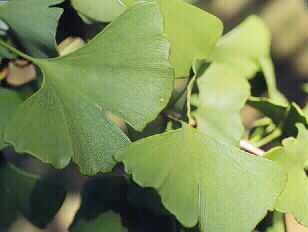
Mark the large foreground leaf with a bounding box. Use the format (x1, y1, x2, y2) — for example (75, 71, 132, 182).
(0, 0, 64, 58)
(123, 0, 223, 78)
(0, 157, 66, 228)
(193, 62, 250, 146)
(2, 2, 174, 175)
(265, 124, 308, 226)
(71, 0, 126, 23)
(0, 88, 23, 150)
(115, 122, 287, 232)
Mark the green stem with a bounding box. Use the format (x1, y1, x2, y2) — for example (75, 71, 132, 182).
(255, 128, 281, 147)
(0, 39, 34, 62)
(186, 75, 196, 125)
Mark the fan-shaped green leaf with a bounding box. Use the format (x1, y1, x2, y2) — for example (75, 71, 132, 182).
(123, 0, 223, 78)
(71, 0, 126, 23)
(209, 16, 269, 77)
(209, 15, 287, 104)
(193, 62, 250, 146)
(1, 2, 174, 175)
(115, 122, 287, 232)
(265, 124, 308, 226)
(0, 158, 66, 228)
(0, 0, 64, 58)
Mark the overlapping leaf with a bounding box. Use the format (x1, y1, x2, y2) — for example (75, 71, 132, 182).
(0, 88, 23, 150)
(0, 157, 66, 228)
(208, 15, 287, 104)
(71, 0, 126, 23)
(193, 62, 250, 146)
(248, 97, 307, 137)
(70, 176, 174, 232)
(123, 0, 223, 78)
(208, 16, 268, 79)
(265, 124, 308, 226)
(1, 2, 174, 175)
(115, 122, 287, 232)
(0, 0, 64, 58)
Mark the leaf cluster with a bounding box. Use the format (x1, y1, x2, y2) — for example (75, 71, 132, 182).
(0, 0, 307, 231)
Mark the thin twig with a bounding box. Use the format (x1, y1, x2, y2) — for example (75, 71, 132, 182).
(239, 140, 265, 156)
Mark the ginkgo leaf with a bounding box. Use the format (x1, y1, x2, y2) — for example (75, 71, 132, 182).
(209, 16, 270, 79)
(193, 62, 250, 146)
(0, 157, 66, 228)
(208, 15, 287, 104)
(1, 2, 174, 175)
(0, 0, 64, 58)
(71, 0, 126, 23)
(123, 0, 223, 78)
(265, 124, 308, 226)
(247, 97, 288, 125)
(115, 122, 287, 232)
(248, 97, 307, 137)
(0, 88, 23, 150)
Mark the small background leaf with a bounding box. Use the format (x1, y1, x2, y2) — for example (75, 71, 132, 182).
(248, 97, 307, 137)
(71, 0, 126, 23)
(265, 124, 308, 226)
(0, 157, 66, 228)
(0, 0, 64, 58)
(193, 62, 250, 146)
(208, 15, 287, 104)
